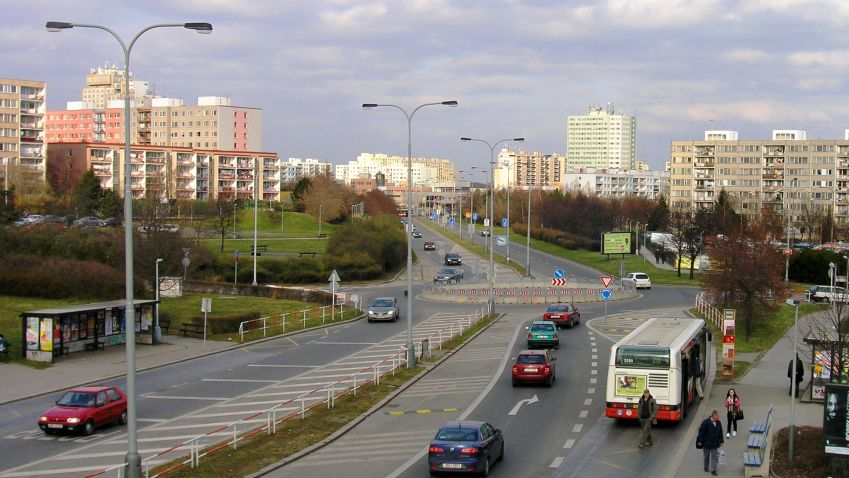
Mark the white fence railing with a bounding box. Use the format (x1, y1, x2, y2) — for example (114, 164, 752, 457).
(84, 306, 489, 478)
(236, 304, 349, 343)
(695, 292, 722, 329)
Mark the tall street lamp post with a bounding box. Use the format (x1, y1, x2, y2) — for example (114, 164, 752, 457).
(154, 258, 163, 344)
(526, 179, 532, 277)
(318, 204, 323, 236)
(461, 137, 523, 315)
(786, 297, 800, 461)
(502, 140, 525, 263)
(363, 100, 458, 368)
(252, 160, 258, 286)
(46, 20, 212, 478)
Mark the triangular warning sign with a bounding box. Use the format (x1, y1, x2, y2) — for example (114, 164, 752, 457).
(600, 275, 614, 288)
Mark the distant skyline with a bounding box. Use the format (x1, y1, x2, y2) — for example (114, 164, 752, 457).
(6, 0, 849, 171)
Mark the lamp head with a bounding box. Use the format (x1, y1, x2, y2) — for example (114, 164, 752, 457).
(514, 137, 525, 142)
(184, 22, 213, 34)
(362, 103, 378, 109)
(156, 258, 164, 263)
(460, 137, 472, 141)
(442, 100, 458, 107)
(46, 21, 74, 32)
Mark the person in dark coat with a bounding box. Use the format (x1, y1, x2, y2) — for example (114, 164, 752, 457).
(787, 353, 804, 397)
(637, 389, 657, 448)
(697, 410, 725, 475)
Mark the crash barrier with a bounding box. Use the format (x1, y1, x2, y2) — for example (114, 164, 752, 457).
(743, 402, 774, 477)
(237, 304, 352, 343)
(422, 279, 638, 304)
(695, 292, 723, 329)
(83, 306, 489, 478)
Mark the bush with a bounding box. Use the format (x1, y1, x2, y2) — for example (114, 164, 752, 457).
(193, 311, 260, 334)
(0, 253, 142, 299)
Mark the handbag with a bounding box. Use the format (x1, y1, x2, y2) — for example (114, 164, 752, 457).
(718, 449, 727, 465)
(735, 407, 744, 420)
(696, 440, 703, 449)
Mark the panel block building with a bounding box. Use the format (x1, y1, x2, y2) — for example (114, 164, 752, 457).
(0, 77, 47, 195)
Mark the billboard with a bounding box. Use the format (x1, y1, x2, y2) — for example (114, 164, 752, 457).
(825, 383, 849, 456)
(602, 232, 631, 255)
(615, 373, 646, 397)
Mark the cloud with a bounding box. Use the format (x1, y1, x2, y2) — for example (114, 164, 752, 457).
(788, 50, 849, 68)
(722, 49, 772, 64)
(797, 78, 842, 91)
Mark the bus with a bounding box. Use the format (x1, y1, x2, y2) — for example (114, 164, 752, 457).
(605, 317, 710, 422)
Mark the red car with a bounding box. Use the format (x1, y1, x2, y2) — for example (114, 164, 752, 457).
(423, 241, 436, 251)
(512, 349, 556, 386)
(544, 302, 581, 328)
(38, 386, 127, 435)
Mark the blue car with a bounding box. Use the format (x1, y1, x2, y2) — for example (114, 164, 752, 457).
(428, 420, 504, 476)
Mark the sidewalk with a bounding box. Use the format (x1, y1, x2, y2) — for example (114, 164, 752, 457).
(0, 336, 237, 405)
(670, 310, 825, 477)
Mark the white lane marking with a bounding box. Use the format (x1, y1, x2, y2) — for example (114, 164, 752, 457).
(549, 457, 565, 468)
(247, 364, 319, 368)
(584, 398, 593, 406)
(508, 395, 539, 416)
(588, 387, 596, 394)
(590, 378, 597, 384)
(572, 423, 584, 433)
(591, 361, 597, 367)
(0, 465, 109, 477)
(579, 410, 589, 418)
(312, 341, 378, 345)
(591, 369, 597, 375)
(143, 395, 228, 401)
(592, 348, 598, 353)
(137, 418, 166, 423)
(201, 378, 278, 383)
(592, 354, 598, 360)
(563, 439, 576, 449)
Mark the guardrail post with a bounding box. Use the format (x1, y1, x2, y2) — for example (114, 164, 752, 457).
(353, 373, 358, 396)
(281, 312, 287, 334)
(374, 366, 380, 385)
(338, 303, 343, 318)
(438, 329, 443, 350)
(327, 389, 332, 409)
(302, 310, 308, 329)
(262, 317, 267, 337)
(232, 423, 238, 449)
(238, 323, 244, 343)
(300, 398, 306, 419)
(391, 355, 396, 375)
(191, 437, 199, 468)
(321, 305, 326, 323)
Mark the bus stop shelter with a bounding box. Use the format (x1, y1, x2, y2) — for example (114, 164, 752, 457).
(804, 331, 848, 402)
(20, 299, 159, 363)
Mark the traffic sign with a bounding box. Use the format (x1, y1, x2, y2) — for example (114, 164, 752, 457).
(600, 289, 612, 300)
(783, 249, 793, 255)
(484, 218, 490, 227)
(496, 235, 507, 246)
(502, 218, 509, 228)
(554, 268, 565, 279)
(551, 278, 567, 286)
(449, 217, 455, 225)
(431, 211, 436, 220)
(600, 275, 614, 288)
(472, 212, 478, 221)
(328, 269, 341, 284)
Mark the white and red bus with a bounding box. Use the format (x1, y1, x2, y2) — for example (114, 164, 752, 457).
(605, 317, 709, 422)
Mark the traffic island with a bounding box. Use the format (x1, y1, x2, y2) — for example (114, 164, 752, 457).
(421, 280, 638, 304)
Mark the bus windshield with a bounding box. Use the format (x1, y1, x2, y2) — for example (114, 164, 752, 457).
(615, 347, 670, 369)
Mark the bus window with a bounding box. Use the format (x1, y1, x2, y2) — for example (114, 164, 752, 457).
(615, 347, 670, 369)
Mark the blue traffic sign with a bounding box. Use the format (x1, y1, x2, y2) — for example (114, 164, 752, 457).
(600, 289, 613, 300)
(449, 217, 455, 225)
(554, 268, 565, 279)
(501, 218, 509, 228)
(472, 212, 478, 221)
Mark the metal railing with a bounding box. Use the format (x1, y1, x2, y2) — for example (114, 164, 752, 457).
(84, 306, 489, 478)
(695, 291, 722, 329)
(236, 304, 351, 343)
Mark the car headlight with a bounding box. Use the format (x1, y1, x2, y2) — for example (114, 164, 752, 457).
(39, 416, 48, 422)
(66, 417, 80, 424)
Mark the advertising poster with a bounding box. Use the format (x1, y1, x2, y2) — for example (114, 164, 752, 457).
(39, 318, 53, 352)
(141, 305, 151, 331)
(602, 232, 631, 255)
(105, 313, 113, 336)
(615, 374, 646, 397)
(26, 317, 39, 350)
(815, 351, 832, 380)
(824, 384, 849, 456)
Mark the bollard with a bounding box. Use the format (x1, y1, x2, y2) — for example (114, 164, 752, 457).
(374, 366, 379, 385)
(262, 317, 267, 337)
(327, 389, 332, 409)
(191, 438, 199, 468)
(281, 313, 286, 334)
(232, 423, 238, 449)
(353, 373, 358, 396)
(322, 306, 326, 323)
(300, 398, 306, 419)
(338, 303, 343, 318)
(302, 309, 309, 328)
(438, 329, 443, 350)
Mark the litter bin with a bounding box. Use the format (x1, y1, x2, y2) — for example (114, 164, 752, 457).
(421, 338, 430, 359)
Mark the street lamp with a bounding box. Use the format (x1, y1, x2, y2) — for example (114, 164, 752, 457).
(46, 20, 212, 478)
(154, 258, 163, 344)
(318, 204, 323, 236)
(252, 160, 258, 287)
(502, 140, 525, 263)
(461, 136, 523, 315)
(363, 100, 458, 369)
(785, 297, 800, 462)
(526, 177, 533, 277)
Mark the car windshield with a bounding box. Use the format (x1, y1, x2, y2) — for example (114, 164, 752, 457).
(371, 299, 394, 308)
(57, 391, 97, 407)
(446, 254, 459, 258)
(615, 347, 670, 369)
(438, 269, 455, 275)
(531, 324, 555, 332)
(635, 274, 648, 279)
(547, 304, 569, 312)
(517, 354, 546, 364)
(436, 428, 478, 441)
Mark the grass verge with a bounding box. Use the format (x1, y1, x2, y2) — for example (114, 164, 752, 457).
(771, 426, 832, 478)
(154, 314, 497, 478)
(421, 222, 525, 277)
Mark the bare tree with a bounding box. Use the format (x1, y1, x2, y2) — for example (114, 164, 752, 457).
(799, 203, 823, 242)
(211, 197, 234, 253)
(804, 301, 849, 385)
(666, 208, 691, 277)
(682, 208, 713, 279)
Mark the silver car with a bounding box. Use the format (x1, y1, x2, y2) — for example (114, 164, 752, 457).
(368, 297, 399, 322)
(434, 268, 464, 284)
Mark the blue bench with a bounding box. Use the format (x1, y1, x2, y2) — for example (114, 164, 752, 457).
(743, 403, 774, 476)
(748, 403, 774, 433)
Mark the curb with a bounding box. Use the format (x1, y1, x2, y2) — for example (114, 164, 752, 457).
(247, 313, 504, 478)
(0, 313, 364, 406)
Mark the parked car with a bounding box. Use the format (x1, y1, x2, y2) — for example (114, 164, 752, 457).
(412, 231, 423, 238)
(428, 420, 504, 476)
(100, 218, 120, 227)
(42, 214, 65, 224)
(480, 229, 491, 237)
(74, 216, 103, 227)
(622, 272, 652, 289)
(367, 297, 400, 322)
(24, 214, 44, 224)
(512, 349, 556, 387)
(808, 285, 849, 304)
(38, 386, 127, 436)
(526, 320, 559, 349)
(444, 252, 462, 266)
(434, 268, 464, 284)
(543, 303, 581, 328)
(423, 241, 436, 251)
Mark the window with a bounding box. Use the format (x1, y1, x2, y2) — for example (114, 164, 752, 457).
(106, 388, 121, 401)
(615, 347, 670, 369)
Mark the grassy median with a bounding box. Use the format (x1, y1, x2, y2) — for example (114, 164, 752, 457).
(154, 313, 497, 478)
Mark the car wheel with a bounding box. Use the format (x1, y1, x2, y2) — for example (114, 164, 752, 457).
(499, 442, 505, 461)
(546, 376, 553, 387)
(82, 420, 95, 436)
(511, 379, 518, 387)
(119, 410, 128, 425)
(568, 318, 574, 329)
(481, 457, 490, 476)
(43, 428, 55, 435)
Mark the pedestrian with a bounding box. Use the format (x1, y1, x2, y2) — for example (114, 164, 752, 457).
(724, 388, 741, 438)
(787, 353, 804, 397)
(637, 388, 657, 448)
(692, 354, 704, 399)
(697, 410, 725, 475)
(654, 248, 661, 264)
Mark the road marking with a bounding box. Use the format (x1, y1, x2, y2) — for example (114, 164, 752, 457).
(508, 395, 539, 416)
(588, 387, 595, 393)
(590, 378, 597, 384)
(286, 337, 299, 346)
(579, 410, 589, 418)
(247, 364, 320, 368)
(415, 409, 432, 414)
(137, 418, 166, 423)
(143, 395, 228, 401)
(591, 361, 597, 367)
(312, 341, 378, 345)
(201, 378, 278, 383)
(573, 423, 583, 433)
(591, 369, 597, 375)
(592, 354, 598, 360)
(592, 348, 597, 353)
(549, 457, 565, 468)
(584, 398, 593, 406)
(563, 439, 576, 449)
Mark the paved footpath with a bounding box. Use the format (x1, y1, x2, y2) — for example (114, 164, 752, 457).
(668, 309, 826, 477)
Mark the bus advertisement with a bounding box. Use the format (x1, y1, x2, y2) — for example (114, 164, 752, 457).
(605, 317, 709, 422)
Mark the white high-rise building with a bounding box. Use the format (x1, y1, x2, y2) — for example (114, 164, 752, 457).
(335, 153, 454, 186)
(566, 104, 636, 172)
(281, 158, 333, 182)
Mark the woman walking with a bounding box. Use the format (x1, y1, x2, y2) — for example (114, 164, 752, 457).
(724, 388, 741, 438)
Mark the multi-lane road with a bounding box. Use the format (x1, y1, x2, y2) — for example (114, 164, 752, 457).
(0, 219, 699, 478)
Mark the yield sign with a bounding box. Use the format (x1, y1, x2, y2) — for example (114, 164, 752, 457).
(328, 269, 341, 284)
(600, 275, 614, 288)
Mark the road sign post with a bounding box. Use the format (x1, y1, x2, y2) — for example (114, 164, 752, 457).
(201, 298, 211, 350)
(329, 269, 341, 320)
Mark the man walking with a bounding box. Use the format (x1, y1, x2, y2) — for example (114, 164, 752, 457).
(637, 388, 657, 448)
(787, 353, 804, 397)
(697, 410, 725, 475)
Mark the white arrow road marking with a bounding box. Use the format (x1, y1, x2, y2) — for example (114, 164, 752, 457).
(508, 394, 539, 416)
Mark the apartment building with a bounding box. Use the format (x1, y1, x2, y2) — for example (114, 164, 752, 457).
(335, 153, 455, 187)
(495, 149, 566, 190)
(0, 77, 46, 195)
(46, 96, 262, 151)
(567, 104, 636, 172)
(669, 130, 849, 227)
(281, 158, 333, 183)
(562, 168, 669, 199)
(81, 63, 149, 110)
(47, 142, 280, 202)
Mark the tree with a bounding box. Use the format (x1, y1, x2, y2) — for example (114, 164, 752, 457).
(300, 173, 357, 223)
(666, 208, 691, 277)
(702, 218, 790, 342)
(799, 203, 823, 242)
(211, 197, 234, 253)
(682, 208, 713, 279)
(711, 189, 741, 236)
(805, 300, 849, 385)
(289, 177, 312, 212)
(74, 169, 104, 216)
(362, 189, 399, 216)
(647, 194, 670, 231)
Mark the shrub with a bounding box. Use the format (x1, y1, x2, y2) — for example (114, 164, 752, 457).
(0, 253, 141, 299)
(192, 311, 260, 334)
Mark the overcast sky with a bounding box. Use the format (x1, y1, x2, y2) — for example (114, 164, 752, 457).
(6, 0, 849, 173)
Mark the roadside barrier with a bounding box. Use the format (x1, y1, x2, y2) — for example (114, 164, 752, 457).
(84, 305, 489, 478)
(236, 304, 349, 343)
(695, 292, 723, 329)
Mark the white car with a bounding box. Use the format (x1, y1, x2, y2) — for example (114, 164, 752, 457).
(623, 272, 651, 289)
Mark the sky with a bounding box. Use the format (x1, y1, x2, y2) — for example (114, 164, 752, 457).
(6, 0, 849, 174)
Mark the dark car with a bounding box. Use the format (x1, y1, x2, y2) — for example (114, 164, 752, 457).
(42, 214, 65, 224)
(543, 303, 581, 328)
(424, 241, 436, 251)
(428, 420, 504, 476)
(38, 386, 127, 435)
(512, 349, 556, 386)
(73, 216, 103, 228)
(480, 229, 491, 237)
(434, 268, 464, 284)
(100, 218, 120, 227)
(444, 253, 462, 266)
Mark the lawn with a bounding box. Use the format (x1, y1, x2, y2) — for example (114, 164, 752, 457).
(236, 210, 338, 237)
(201, 238, 328, 259)
(419, 221, 525, 276)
